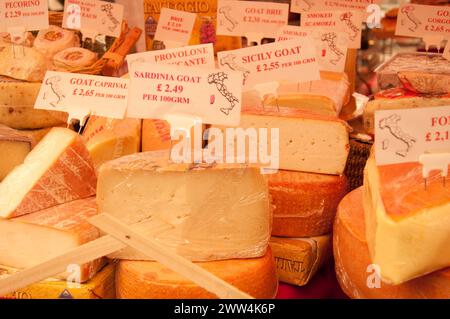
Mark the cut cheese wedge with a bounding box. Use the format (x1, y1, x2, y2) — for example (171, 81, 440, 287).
(97, 151, 271, 261)
(335, 187, 450, 299)
(270, 236, 331, 287)
(269, 170, 348, 237)
(0, 81, 42, 108)
(0, 125, 34, 181)
(0, 128, 97, 218)
(363, 157, 450, 284)
(0, 106, 68, 130)
(211, 106, 350, 175)
(82, 116, 142, 169)
(141, 119, 171, 152)
(116, 248, 278, 299)
(0, 197, 105, 282)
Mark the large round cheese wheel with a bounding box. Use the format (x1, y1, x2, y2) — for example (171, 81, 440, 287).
(334, 187, 450, 299)
(116, 249, 278, 299)
(269, 170, 348, 237)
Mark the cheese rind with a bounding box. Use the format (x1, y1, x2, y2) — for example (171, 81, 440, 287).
(0, 82, 42, 108)
(82, 116, 142, 169)
(0, 125, 33, 181)
(0, 128, 97, 218)
(116, 249, 278, 299)
(269, 170, 348, 237)
(97, 151, 271, 262)
(0, 106, 68, 130)
(334, 188, 450, 299)
(0, 197, 104, 282)
(270, 236, 331, 287)
(363, 157, 450, 284)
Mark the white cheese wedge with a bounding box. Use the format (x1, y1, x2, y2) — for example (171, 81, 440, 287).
(97, 151, 271, 262)
(363, 157, 450, 284)
(0, 128, 97, 219)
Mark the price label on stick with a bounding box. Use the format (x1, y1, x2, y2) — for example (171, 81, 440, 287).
(35, 71, 129, 124)
(291, 0, 381, 16)
(153, 8, 196, 48)
(63, 0, 124, 38)
(374, 106, 450, 166)
(0, 0, 49, 32)
(127, 63, 243, 126)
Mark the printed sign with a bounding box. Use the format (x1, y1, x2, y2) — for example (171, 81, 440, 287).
(301, 10, 363, 49)
(276, 25, 349, 72)
(153, 7, 196, 47)
(35, 71, 129, 120)
(217, 0, 289, 40)
(127, 43, 215, 68)
(63, 0, 124, 37)
(396, 4, 450, 40)
(217, 37, 320, 90)
(0, 0, 49, 32)
(374, 106, 450, 166)
(127, 63, 243, 126)
(291, 0, 381, 14)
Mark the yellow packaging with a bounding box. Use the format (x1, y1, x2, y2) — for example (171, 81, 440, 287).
(0, 263, 116, 299)
(143, 0, 241, 53)
(269, 235, 331, 287)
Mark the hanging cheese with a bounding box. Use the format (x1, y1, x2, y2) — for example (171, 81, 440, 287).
(0, 197, 105, 282)
(269, 170, 348, 237)
(335, 187, 450, 299)
(97, 151, 271, 262)
(54, 48, 98, 70)
(34, 26, 80, 59)
(82, 116, 142, 169)
(211, 106, 350, 175)
(270, 236, 331, 287)
(363, 157, 450, 284)
(116, 248, 278, 299)
(0, 128, 97, 218)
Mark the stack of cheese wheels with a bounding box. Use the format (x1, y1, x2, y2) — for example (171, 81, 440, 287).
(98, 151, 277, 299)
(210, 105, 350, 287)
(334, 187, 450, 299)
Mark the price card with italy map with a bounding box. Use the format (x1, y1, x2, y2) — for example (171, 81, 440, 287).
(127, 63, 243, 126)
(291, 0, 381, 15)
(375, 106, 450, 166)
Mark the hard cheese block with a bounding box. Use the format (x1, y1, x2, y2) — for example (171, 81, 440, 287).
(335, 188, 450, 299)
(82, 116, 142, 168)
(0, 128, 97, 218)
(363, 88, 450, 134)
(364, 157, 450, 284)
(0, 263, 115, 299)
(0, 125, 34, 181)
(0, 106, 68, 130)
(0, 197, 104, 282)
(116, 248, 278, 299)
(211, 106, 350, 175)
(270, 236, 331, 287)
(269, 170, 348, 237)
(97, 151, 271, 261)
(0, 81, 42, 108)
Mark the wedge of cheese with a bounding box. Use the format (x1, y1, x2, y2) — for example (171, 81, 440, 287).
(0, 197, 105, 282)
(82, 116, 142, 169)
(0, 81, 42, 107)
(211, 106, 350, 175)
(0, 106, 68, 130)
(0, 125, 34, 181)
(270, 236, 331, 287)
(335, 187, 450, 299)
(116, 248, 278, 299)
(269, 170, 348, 237)
(363, 157, 450, 284)
(0, 128, 97, 218)
(20, 127, 55, 145)
(363, 88, 450, 134)
(0, 43, 48, 82)
(97, 151, 271, 262)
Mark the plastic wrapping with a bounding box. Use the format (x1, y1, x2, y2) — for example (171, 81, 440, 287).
(334, 188, 450, 299)
(97, 150, 272, 262)
(116, 248, 278, 299)
(270, 236, 331, 287)
(269, 170, 348, 237)
(376, 53, 450, 93)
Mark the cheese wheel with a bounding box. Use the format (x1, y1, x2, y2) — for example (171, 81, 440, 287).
(54, 48, 98, 69)
(334, 187, 450, 299)
(269, 170, 348, 237)
(34, 26, 80, 58)
(116, 249, 278, 299)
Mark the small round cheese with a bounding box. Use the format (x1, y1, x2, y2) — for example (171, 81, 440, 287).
(34, 26, 80, 58)
(54, 48, 98, 69)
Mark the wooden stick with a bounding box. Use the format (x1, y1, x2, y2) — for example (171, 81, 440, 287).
(0, 220, 171, 296)
(89, 214, 254, 299)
